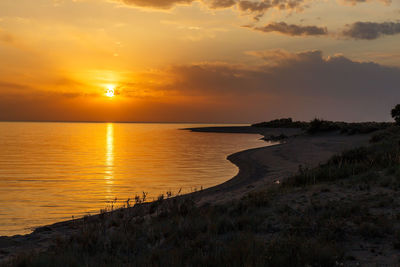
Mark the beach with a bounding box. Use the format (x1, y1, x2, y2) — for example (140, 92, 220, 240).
(188, 126, 371, 204)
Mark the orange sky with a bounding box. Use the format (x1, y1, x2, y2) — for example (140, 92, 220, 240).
(1, 0, 400, 122)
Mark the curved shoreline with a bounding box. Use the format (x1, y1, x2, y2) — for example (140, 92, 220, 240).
(0, 128, 373, 262)
(190, 128, 372, 204)
(190, 144, 280, 204)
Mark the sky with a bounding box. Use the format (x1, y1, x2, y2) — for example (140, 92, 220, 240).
(0, 0, 400, 123)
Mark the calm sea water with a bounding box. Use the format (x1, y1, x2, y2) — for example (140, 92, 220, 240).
(0, 122, 269, 236)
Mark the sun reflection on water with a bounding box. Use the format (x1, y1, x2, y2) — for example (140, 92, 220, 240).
(105, 123, 114, 186)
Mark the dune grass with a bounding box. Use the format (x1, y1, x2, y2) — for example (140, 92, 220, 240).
(284, 126, 400, 187)
(252, 117, 392, 135)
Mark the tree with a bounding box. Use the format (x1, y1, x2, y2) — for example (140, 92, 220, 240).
(391, 104, 400, 125)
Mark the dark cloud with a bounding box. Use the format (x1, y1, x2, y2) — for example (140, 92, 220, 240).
(117, 0, 308, 19)
(116, 0, 392, 11)
(0, 29, 15, 44)
(0, 80, 98, 98)
(115, 0, 397, 41)
(134, 50, 400, 121)
(245, 20, 400, 40)
(237, 1, 271, 12)
(339, 0, 391, 5)
(119, 0, 195, 9)
(238, 0, 304, 12)
(0, 81, 33, 91)
(2, 50, 399, 122)
(342, 21, 400, 40)
(248, 22, 328, 36)
(223, 0, 309, 21)
(205, 0, 236, 8)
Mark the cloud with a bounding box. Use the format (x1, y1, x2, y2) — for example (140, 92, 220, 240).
(0, 81, 32, 91)
(0, 79, 98, 98)
(221, 0, 309, 21)
(205, 0, 236, 8)
(342, 21, 400, 40)
(247, 22, 328, 36)
(115, 0, 392, 12)
(129, 49, 400, 121)
(0, 28, 15, 44)
(116, 0, 309, 20)
(237, 0, 273, 19)
(245, 21, 400, 40)
(117, 0, 237, 9)
(237, 0, 305, 12)
(113, 0, 398, 40)
(118, 0, 195, 9)
(2, 50, 400, 122)
(338, 0, 391, 6)
(245, 49, 324, 65)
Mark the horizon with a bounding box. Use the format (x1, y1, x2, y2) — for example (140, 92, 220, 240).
(0, 120, 250, 124)
(0, 117, 395, 124)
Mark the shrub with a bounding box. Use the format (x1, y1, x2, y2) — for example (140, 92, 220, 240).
(252, 118, 308, 128)
(252, 117, 391, 134)
(307, 119, 341, 134)
(391, 104, 400, 125)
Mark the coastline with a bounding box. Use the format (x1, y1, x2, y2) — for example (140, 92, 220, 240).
(0, 127, 373, 262)
(188, 127, 372, 204)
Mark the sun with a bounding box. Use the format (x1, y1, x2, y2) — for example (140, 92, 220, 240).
(106, 85, 115, 98)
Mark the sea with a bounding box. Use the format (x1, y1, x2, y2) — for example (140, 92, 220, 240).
(0, 122, 269, 236)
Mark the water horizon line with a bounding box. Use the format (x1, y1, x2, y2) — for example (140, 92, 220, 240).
(0, 119, 252, 125)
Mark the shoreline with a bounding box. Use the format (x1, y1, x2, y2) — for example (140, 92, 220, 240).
(188, 127, 372, 204)
(0, 127, 373, 262)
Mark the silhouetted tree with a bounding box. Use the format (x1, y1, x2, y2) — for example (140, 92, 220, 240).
(391, 104, 400, 125)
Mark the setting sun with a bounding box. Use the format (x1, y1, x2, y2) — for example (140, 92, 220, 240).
(106, 85, 115, 98)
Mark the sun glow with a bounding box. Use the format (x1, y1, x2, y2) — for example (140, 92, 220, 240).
(106, 85, 115, 97)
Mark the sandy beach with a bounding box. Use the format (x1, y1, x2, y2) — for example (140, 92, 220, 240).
(188, 127, 371, 203)
(0, 126, 373, 263)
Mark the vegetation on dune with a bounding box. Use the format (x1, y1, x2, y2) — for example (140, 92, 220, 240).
(392, 104, 400, 125)
(306, 119, 392, 135)
(261, 133, 288, 142)
(252, 117, 393, 135)
(285, 125, 400, 187)
(252, 118, 308, 129)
